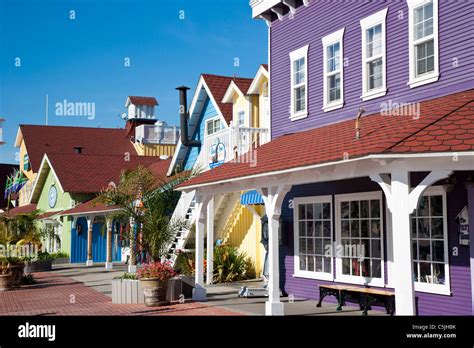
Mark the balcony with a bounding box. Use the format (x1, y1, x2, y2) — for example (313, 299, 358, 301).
(135, 124, 180, 145)
(198, 125, 269, 170)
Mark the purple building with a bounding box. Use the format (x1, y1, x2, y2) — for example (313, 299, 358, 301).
(178, 0, 474, 316)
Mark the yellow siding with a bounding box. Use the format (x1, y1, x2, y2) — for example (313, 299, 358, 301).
(252, 95, 259, 128)
(223, 204, 264, 276)
(133, 143, 176, 157)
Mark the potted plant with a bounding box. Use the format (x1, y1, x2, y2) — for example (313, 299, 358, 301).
(137, 261, 176, 306)
(0, 258, 13, 291)
(6, 257, 24, 287)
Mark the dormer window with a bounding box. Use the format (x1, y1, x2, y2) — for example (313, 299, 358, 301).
(238, 111, 245, 127)
(407, 0, 439, 88)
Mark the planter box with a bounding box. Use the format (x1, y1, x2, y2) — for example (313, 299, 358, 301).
(24, 260, 53, 273)
(111, 278, 145, 304)
(52, 257, 69, 265)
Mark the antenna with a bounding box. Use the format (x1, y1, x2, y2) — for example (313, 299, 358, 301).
(45, 94, 49, 125)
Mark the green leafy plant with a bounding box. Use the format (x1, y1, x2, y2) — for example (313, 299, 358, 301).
(36, 251, 54, 261)
(49, 251, 69, 259)
(116, 272, 138, 280)
(213, 245, 256, 284)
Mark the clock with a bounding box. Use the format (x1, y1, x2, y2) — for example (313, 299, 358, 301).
(48, 185, 57, 208)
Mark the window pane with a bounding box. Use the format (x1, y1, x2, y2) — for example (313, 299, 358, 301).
(419, 262, 431, 282)
(341, 220, 350, 237)
(432, 241, 444, 262)
(370, 200, 380, 218)
(418, 196, 429, 216)
(367, 24, 382, 57)
(372, 260, 381, 278)
(370, 220, 381, 238)
(298, 204, 306, 219)
(307, 221, 315, 237)
(431, 218, 443, 239)
(368, 59, 383, 90)
(433, 263, 445, 285)
(315, 239, 323, 255)
(411, 217, 417, 238)
(327, 43, 340, 72)
(323, 239, 332, 257)
(418, 240, 431, 261)
(294, 86, 306, 112)
(300, 256, 307, 271)
(306, 204, 313, 219)
(308, 256, 315, 272)
(322, 203, 331, 219)
(323, 257, 331, 273)
(360, 200, 369, 218)
(299, 238, 307, 253)
(413, 262, 419, 282)
(341, 202, 349, 219)
(352, 259, 361, 276)
(313, 221, 321, 237)
(414, 6, 424, 24)
(315, 256, 323, 272)
(342, 258, 350, 275)
(307, 238, 314, 254)
(430, 195, 443, 216)
(350, 201, 359, 218)
(362, 259, 370, 277)
(412, 240, 418, 260)
(350, 220, 360, 238)
(418, 218, 430, 238)
(323, 221, 331, 237)
(328, 74, 341, 102)
(313, 203, 322, 219)
(361, 239, 370, 258)
(371, 239, 381, 258)
(299, 221, 305, 236)
(361, 219, 369, 238)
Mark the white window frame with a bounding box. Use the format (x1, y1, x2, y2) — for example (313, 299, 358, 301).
(205, 116, 222, 136)
(322, 28, 345, 112)
(334, 191, 385, 287)
(360, 8, 388, 101)
(387, 186, 451, 295)
(407, 0, 439, 88)
(237, 110, 246, 127)
(289, 44, 309, 121)
(293, 195, 334, 281)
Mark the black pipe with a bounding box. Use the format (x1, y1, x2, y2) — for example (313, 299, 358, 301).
(176, 86, 200, 147)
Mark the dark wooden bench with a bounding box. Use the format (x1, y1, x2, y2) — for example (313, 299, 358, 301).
(316, 284, 395, 315)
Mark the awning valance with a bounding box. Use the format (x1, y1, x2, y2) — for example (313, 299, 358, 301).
(240, 190, 264, 205)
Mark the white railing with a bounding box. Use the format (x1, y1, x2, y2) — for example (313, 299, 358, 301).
(198, 125, 269, 170)
(135, 124, 180, 145)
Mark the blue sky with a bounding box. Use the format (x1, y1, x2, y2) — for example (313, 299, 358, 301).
(0, 0, 267, 164)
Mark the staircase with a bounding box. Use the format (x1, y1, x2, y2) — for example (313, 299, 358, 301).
(167, 191, 197, 264)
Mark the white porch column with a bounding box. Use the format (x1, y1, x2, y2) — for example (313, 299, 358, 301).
(128, 216, 137, 273)
(390, 170, 416, 315)
(257, 185, 292, 316)
(86, 215, 95, 267)
(466, 183, 474, 315)
(371, 169, 452, 315)
(105, 218, 113, 271)
(206, 196, 215, 285)
(193, 193, 211, 301)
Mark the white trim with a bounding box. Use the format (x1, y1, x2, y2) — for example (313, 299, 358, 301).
(222, 80, 245, 104)
(360, 8, 388, 101)
(334, 191, 385, 287)
(29, 154, 65, 204)
(293, 195, 334, 281)
(322, 28, 345, 112)
(177, 151, 474, 191)
(247, 65, 269, 95)
(289, 44, 309, 120)
(407, 0, 440, 88)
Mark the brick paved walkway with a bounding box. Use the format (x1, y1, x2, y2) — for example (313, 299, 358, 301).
(0, 272, 243, 316)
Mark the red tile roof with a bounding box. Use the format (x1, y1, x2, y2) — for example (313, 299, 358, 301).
(128, 96, 158, 106)
(37, 211, 62, 220)
(19, 125, 137, 172)
(1, 204, 37, 217)
(179, 89, 474, 188)
(60, 199, 119, 216)
(233, 77, 254, 96)
(46, 154, 171, 193)
(202, 74, 234, 125)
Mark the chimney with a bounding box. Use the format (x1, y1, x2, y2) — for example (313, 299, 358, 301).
(74, 146, 83, 154)
(176, 86, 200, 147)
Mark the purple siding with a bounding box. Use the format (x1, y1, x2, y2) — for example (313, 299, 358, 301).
(270, 0, 474, 139)
(279, 172, 473, 315)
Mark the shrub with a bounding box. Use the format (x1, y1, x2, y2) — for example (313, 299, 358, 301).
(21, 274, 37, 285)
(49, 251, 69, 259)
(213, 245, 256, 284)
(116, 272, 137, 280)
(36, 251, 54, 261)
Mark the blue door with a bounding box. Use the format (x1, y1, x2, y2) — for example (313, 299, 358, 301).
(71, 218, 122, 263)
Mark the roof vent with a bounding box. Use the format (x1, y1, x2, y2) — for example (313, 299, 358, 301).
(355, 107, 366, 140)
(74, 146, 83, 154)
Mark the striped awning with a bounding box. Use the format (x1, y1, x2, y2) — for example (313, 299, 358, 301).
(240, 190, 264, 205)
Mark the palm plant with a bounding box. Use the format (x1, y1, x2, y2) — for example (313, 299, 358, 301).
(97, 165, 191, 262)
(0, 210, 42, 247)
